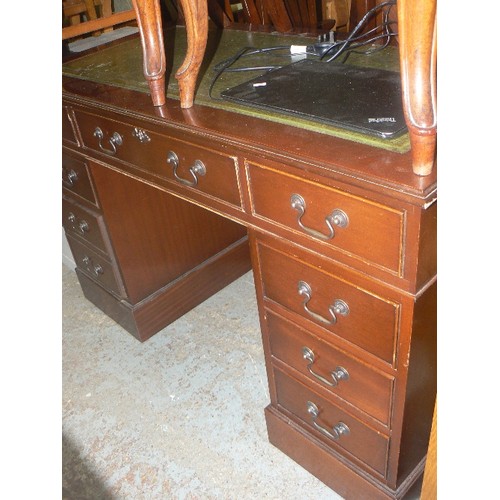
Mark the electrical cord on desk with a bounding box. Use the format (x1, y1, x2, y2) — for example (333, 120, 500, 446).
(212, 45, 312, 73)
(321, 0, 397, 62)
(209, 0, 398, 99)
(208, 41, 344, 100)
(209, 45, 316, 100)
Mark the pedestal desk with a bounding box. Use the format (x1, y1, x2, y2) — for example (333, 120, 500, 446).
(62, 5, 437, 498)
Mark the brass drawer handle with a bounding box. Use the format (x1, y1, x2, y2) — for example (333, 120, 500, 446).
(94, 127, 123, 155)
(166, 150, 206, 187)
(67, 212, 89, 234)
(290, 193, 348, 241)
(306, 401, 350, 441)
(302, 347, 349, 388)
(297, 280, 349, 326)
(62, 168, 78, 187)
(82, 256, 104, 277)
(78, 220, 89, 234)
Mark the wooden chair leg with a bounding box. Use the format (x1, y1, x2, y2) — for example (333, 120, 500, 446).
(131, 0, 167, 106)
(175, 0, 209, 108)
(131, 0, 208, 108)
(397, 0, 437, 176)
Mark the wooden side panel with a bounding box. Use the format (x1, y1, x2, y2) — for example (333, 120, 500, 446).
(396, 281, 437, 484)
(416, 201, 437, 291)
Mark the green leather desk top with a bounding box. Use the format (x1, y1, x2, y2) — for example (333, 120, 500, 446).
(62, 26, 409, 153)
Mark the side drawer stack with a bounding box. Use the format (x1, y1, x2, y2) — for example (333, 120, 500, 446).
(247, 160, 436, 496)
(62, 103, 252, 342)
(62, 151, 127, 298)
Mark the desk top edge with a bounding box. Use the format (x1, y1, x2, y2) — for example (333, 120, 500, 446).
(62, 40, 436, 207)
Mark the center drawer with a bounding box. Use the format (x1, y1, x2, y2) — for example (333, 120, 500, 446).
(74, 110, 242, 208)
(257, 242, 400, 364)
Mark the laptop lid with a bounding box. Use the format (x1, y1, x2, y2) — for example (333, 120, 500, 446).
(220, 59, 407, 139)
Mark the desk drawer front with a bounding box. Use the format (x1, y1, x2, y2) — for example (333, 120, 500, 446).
(247, 162, 405, 274)
(74, 111, 242, 207)
(258, 243, 399, 364)
(274, 368, 389, 477)
(66, 234, 125, 297)
(62, 197, 108, 254)
(62, 153, 97, 206)
(62, 106, 77, 144)
(267, 311, 394, 426)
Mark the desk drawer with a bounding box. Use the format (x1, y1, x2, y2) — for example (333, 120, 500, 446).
(62, 106, 77, 144)
(62, 197, 109, 254)
(247, 162, 405, 274)
(258, 243, 399, 364)
(66, 234, 125, 297)
(62, 153, 98, 206)
(267, 311, 394, 426)
(74, 110, 242, 207)
(274, 368, 389, 477)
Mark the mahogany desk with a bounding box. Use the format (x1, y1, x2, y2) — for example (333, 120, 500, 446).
(62, 22, 437, 500)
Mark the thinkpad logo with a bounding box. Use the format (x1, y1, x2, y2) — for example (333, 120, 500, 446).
(368, 117, 397, 123)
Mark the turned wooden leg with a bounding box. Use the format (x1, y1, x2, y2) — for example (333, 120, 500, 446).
(131, 0, 166, 106)
(397, 0, 437, 176)
(175, 0, 209, 108)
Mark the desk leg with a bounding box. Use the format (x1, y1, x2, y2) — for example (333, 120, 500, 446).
(175, 0, 209, 108)
(132, 0, 166, 106)
(397, 0, 437, 176)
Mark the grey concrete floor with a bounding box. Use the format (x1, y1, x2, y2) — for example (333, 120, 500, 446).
(62, 265, 345, 499)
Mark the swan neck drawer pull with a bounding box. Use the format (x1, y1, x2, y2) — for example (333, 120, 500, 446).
(94, 127, 123, 155)
(167, 151, 206, 187)
(290, 193, 348, 241)
(306, 401, 350, 441)
(302, 347, 349, 387)
(297, 280, 349, 325)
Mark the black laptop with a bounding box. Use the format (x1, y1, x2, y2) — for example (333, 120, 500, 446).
(220, 59, 407, 139)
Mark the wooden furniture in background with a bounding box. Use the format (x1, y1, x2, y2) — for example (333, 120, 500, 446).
(62, 0, 136, 40)
(258, 0, 335, 32)
(63, 0, 105, 28)
(207, 0, 337, 32)
(324, 0, 351, 31)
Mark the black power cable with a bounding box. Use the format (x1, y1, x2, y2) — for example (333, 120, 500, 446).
(209, 0, 398, 99)
(322, 0, 397, 61)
